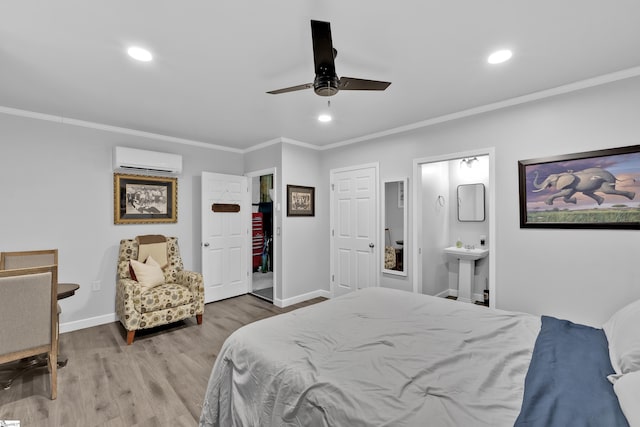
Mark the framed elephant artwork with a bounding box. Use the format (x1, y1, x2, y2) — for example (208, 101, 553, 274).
(518, 144, 640, 229)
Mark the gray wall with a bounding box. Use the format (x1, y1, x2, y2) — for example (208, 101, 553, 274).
(244, 141, 328, 304)
(244, 142, 283, 299)
(421, 161, 451, 296)
(321, 75, 640, 326)
(447, 157, 490, 299)
(0, 113, 243, 331)
(281, 143, 328, 301)
(3, 74, 640, 330)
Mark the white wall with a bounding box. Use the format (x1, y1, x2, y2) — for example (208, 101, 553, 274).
(321, 140, 416, 292)
(244, 142, 283, 299)
(421, 162, 451, 296)
(245, 141, 328, 304)
(0, 113, 243, 331)
(281, 143, 329, 303)
(321, 75, 640, 326)
(447, 156, 490, 299)
(4, 74, 640, 330)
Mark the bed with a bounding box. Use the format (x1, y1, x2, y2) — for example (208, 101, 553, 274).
(200, 287, 638, 427)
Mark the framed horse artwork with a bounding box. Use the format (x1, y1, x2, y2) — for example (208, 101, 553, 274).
(114, 173, 177, 224)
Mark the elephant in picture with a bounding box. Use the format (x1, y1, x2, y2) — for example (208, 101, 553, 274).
(532, 167, 635, 205)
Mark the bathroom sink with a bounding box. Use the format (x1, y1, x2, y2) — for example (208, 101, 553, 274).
(445, 246, 489, 304)
(444, 246, 489, 261)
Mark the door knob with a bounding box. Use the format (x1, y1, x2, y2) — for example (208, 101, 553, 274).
(203, 243, 210, 247)
(369, 243, 375, 248)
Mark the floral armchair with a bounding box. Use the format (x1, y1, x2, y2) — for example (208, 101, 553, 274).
(115, 236, 204, 345)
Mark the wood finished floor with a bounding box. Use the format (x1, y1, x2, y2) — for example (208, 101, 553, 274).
(0, 294, 325, 427)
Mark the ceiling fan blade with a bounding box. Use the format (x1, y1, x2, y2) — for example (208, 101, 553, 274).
(338, 77, 391, 91)
(266, 83, 313, 95)
(311, 20, 336, 75)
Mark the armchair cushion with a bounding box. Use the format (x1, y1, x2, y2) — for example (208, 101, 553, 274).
(137, 242, 168, 268)
(130, 256, 165, 292)
(141, 283, 194, 313)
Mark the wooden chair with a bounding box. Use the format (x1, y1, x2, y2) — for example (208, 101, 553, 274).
(0, 249, 58, 270)
(0, 249, 63, 386)
(0, 249, 60, 343)
(0, 265, 59, 399)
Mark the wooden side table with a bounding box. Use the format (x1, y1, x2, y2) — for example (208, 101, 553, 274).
(58, 283, 79, 300)
(56, 283, 79, 368)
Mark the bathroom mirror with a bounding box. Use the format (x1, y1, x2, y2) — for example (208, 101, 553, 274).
(458, 183, 485, 222)
(382, 178, 408, 276)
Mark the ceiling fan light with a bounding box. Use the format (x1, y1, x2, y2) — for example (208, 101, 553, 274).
(318, 114, 332, 122)
(127, 46, 153, 62)
(487, 49, 512, 64)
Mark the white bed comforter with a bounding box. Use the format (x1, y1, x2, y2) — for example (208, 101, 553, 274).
(200, 288, 540, 427)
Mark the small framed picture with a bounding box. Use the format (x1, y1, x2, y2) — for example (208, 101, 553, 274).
(114, 173, 177, 224)
(287, 185, 315, 217)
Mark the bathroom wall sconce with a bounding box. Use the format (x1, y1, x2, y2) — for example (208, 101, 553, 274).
(460, 157, 478, 168)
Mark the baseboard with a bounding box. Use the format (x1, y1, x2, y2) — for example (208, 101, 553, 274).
(61, 289, 331, 332)
(274, 289, 331, 308)
(434, 289, 451, 298)
(60, 312, 117, 334)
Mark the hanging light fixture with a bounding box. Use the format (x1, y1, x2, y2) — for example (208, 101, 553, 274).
(460, 157, 478, 168)
(318, 99, 332, 122)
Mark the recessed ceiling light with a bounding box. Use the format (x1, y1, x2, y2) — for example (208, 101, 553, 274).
(487, 49, 512, 65)
(318, 114, 332, 123)
(127, 46, 153, 62)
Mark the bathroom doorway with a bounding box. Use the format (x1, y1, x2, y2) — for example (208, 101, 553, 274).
(412, 148, 496, 307)
(248, 169, 276, 303)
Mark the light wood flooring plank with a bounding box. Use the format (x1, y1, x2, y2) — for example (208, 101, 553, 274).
(0, 294, 325, 426)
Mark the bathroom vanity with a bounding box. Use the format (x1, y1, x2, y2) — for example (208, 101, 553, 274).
(444, 246, 489, 303)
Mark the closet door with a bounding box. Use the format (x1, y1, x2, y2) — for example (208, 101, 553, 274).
(330, 164, 378, 297)
(201, 172, 250, 302)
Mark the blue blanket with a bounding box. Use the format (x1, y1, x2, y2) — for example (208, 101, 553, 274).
(514, 315, 628, 427)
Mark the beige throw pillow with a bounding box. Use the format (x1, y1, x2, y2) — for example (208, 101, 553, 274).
(130, 256, 165, 292)
(138, 242, 168, 268)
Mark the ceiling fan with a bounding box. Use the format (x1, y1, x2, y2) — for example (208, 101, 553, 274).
(267, 20, 391, 97)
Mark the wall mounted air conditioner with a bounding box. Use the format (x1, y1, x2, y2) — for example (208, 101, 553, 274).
(113, 146, 182, 174)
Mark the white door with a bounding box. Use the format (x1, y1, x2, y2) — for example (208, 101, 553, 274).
(331, 165, 378, 297)
(201, 172, 250, 303)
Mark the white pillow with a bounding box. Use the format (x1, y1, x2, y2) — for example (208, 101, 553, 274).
(613, 371, 640, 427)
(129, 256, 165, 292)
(603, 299, 640, 375)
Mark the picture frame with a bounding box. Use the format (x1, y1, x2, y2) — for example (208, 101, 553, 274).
(518, 145, 640, 229)
(287, 185, 315, 217)
(114, 173, 177, 224)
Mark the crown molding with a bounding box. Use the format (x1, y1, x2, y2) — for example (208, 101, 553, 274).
(0, 106, 243, 153)
(3, 66, 640, 154)
(318, 66, 640, 151)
